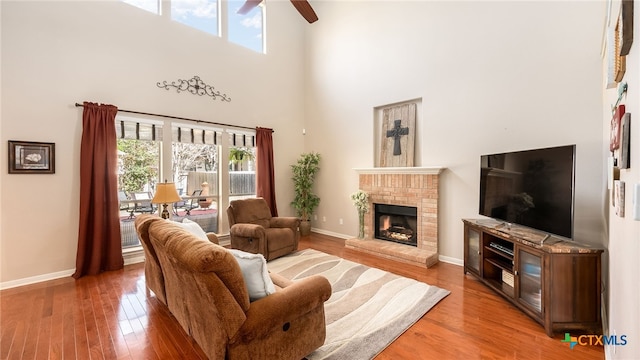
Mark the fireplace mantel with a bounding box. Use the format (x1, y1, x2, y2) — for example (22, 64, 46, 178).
(354, 166, 445, 175)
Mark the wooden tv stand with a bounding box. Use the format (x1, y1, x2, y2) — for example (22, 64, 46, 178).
(462, 219, 603, 337)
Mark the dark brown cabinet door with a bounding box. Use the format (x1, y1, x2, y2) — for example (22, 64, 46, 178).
(516, 247, 543, 318)
(464, 225, 482, 276)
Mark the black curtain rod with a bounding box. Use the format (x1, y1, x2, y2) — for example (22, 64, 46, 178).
(74, 102, 269, 132)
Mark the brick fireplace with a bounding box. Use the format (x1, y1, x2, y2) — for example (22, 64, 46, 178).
(345, 167, 444, 267)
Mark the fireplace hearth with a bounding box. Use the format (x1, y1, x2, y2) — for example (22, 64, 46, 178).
(375, 203, 417, 246)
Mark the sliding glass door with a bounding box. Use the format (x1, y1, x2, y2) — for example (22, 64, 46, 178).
(116, 118, 162, 249)
(115, 115, 257, 250)
(171, 125, 219, 233)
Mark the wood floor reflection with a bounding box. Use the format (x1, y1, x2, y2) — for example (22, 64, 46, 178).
(1, 233, 604, 359)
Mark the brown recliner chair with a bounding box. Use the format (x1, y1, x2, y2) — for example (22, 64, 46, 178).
(227, 198, 300, 261)
(134, 215, 218, 305)
(138, 217, 331, 360)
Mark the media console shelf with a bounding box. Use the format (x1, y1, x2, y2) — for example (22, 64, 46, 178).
(462, 219, 603, 337)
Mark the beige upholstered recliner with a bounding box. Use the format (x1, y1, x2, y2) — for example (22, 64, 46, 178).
(135, 215, 331, 360)
(134, 215, 218, 305)
(227, 198, 300, 261)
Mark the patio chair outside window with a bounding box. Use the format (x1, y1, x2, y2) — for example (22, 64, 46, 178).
(173, 188, 185, 215)
(133, 192, 155, 215)
(178, 189, 202, 216)
(119, 191, 131, 211)
(119, 190, 136, 219)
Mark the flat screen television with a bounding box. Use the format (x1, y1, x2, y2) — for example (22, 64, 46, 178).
(479, 145, 576, 239)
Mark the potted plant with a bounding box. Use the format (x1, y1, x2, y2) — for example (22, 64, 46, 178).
(229, 147, 254, 171)
(290, 152, 321, 236)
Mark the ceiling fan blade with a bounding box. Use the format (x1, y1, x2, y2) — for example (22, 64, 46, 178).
(290, 0, 318, 23)
(237, 0, 264, 15)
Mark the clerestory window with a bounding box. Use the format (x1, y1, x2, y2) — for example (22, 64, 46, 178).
(121, 0, 160, 14)
(120, 0, 264, 54)
(227, 0, 265, 53)
(171, 0, 220, 37)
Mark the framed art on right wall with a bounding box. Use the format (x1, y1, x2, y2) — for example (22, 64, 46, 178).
(620, 113, 631, 169)
(610, 104, 625, 151)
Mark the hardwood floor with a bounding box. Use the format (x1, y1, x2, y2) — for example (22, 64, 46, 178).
(0, 233, 604, 359)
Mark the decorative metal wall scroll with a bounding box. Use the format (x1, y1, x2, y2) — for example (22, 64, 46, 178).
(157, 75, 231, 102)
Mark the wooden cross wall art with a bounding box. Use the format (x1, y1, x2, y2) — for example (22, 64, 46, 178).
(380, 103, 416, 167)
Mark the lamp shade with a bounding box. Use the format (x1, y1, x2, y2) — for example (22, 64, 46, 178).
(152, 182, 181, 204)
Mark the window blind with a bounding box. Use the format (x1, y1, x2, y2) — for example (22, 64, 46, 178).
(229, 131, 256, 147)
(172, 125, 219, 145)
(116, 120, 163, 141)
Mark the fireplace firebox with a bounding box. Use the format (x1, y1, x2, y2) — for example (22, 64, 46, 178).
(374, 203, 418, 246)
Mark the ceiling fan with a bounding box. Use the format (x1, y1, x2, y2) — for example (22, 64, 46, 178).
(237, 0, 318, 24)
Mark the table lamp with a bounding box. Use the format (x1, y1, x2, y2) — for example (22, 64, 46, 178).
(152, 181, 181, 219)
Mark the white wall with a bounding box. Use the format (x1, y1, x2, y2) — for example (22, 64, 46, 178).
(0, 1, 307, 283)
(304, 1, 606, 257)
(604, 2, 640, 358)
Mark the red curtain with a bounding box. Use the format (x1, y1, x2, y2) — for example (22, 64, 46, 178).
(72, 102, 123, 279)
(255, 127, 278, 216)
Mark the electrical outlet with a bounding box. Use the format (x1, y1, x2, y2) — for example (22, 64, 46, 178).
(339, 218, 343, 225)
(314, 214, 317, 221)
(322, 216, 326, 222)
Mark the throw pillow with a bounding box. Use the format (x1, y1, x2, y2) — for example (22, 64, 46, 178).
(228, 249, 276, 301)
(175, 218, 208, 241)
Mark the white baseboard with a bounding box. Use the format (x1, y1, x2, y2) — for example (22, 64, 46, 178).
(439, 255, 463, 266)
(0, 268, 75, 290)
(310, 228, 352, 239)
(1, 250, 147, 290)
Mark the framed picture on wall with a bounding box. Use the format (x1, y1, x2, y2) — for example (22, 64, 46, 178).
(620, 0, 634, 56)
(610, 104, 625, 151)
(614, 180, 625, 217)
(620, 113, 631, 169)
(8, 140, 55, 174)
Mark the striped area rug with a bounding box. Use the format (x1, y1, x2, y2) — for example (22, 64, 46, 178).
(267, 249, 450, 360)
